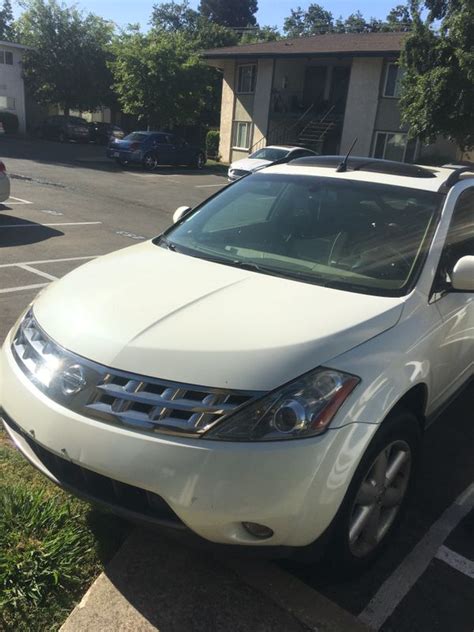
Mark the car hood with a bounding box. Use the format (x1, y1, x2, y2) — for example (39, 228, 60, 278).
(33, 241, 405, 391)
(230, 158, 271, 172)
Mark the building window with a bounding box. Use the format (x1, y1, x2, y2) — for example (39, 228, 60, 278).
(0, 96, 15, 110)
(383, 63, 404, 98)
(373, 131, 417, 163)
(0, 51, 13, 65)
(232, 121, 253, 149)
(237, 64, 256, 94)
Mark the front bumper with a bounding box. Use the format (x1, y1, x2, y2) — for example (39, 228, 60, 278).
(0, 331, 376, 547)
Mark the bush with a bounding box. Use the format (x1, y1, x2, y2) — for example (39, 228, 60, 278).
(206, 129, 220, 160)
(0, 111, 19, 134)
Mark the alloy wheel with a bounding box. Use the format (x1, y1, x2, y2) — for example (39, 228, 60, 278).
(348, 440, 412, 558)
(143, 154, 158, 170)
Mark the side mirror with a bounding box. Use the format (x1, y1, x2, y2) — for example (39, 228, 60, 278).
(173, 205, 192, 224)
(451, 256, 474, 291)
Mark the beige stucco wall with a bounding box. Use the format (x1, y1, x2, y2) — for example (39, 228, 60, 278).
(218, 60, 236, 163)
(252, 58, 274, 149)
(234, 94, 254, 122)
(0, 44, 27, 133)
(340, 57, 383, 156)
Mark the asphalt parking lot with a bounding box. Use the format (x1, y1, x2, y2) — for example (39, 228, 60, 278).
(1, 138, 473, 632)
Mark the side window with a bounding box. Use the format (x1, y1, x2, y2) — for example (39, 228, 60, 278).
(439, 189, 474, 277)
(155, 134, 168, 144)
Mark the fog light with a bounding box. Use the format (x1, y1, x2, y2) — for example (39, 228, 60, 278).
(242, 522, 274, 539)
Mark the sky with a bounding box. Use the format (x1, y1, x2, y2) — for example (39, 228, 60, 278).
(12, 0, 399, 31)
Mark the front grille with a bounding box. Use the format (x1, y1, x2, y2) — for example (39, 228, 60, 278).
(12, 310, 261, 437)
(2, 413, 183, 527)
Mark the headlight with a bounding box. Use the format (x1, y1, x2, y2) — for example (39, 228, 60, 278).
(12, 309, 90, 401)
(203, 368, 359, 441)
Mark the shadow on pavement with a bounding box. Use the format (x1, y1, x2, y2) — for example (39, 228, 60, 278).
(0, 213, 63, 247)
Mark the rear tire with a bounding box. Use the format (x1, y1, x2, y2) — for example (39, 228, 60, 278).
(143, 152, 158, 171)
(324, 410, 421, 576)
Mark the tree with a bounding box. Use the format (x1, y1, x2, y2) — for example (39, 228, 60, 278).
(400, 0, 474, 150)
(386, 4, 412, 30)
(283, 4, 334, 37)
(342, 11, 369, 32)
(17, 0, 114, 116)
(151, 0, 198, 32)
(198, 0, 258, 28)
(240, 25, 280, 43)
(0, 0, 14, 40)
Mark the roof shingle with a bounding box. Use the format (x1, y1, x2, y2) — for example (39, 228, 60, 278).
(202, 32, 407, 59)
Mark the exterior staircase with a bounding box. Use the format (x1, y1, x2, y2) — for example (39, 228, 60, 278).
(252, 104, 343, 154)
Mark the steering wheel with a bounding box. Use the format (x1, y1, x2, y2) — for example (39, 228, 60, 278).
(348, 244, 412, 279)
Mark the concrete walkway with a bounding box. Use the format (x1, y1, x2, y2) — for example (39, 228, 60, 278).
(61, 528, 368, 632)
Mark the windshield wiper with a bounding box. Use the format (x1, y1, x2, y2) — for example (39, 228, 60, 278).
(158, 235, 178, 251)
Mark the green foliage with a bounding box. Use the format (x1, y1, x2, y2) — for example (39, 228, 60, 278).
(16, 0, 115, 114)
(0, 111, 19, 133)
(283, 2, 412, 36)
(284, 4, 333, 36)
(118, 4, 238, 129)
(198, 0, 258, 28)
(400, 0, 474, 150)
(240, 25, 280, 43)
(0, 0, 14, 40)
(0, 434, 129, 632)
(206, 129, 219, 158)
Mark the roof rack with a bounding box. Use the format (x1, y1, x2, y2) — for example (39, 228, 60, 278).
(288, 156, 437, 179)
(439, 164, 474, 192)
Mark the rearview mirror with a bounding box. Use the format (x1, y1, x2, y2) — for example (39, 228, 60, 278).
(173, 205, 192, 224)
(451, 256, 474, 292)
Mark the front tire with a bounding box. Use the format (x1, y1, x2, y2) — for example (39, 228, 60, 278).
(327, 410, 421, 574)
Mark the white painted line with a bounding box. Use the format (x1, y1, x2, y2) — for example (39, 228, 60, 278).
(0, 282, 48, 294)
(0, 255, 97, 269)
(195, 183, 225, 188)
(0, 221, 102, 228)
(359, 482, 474, 630)
(116, 230, 146, 240)
(16, 263, 59, 281)
(7, 196, 33, 205)
(40, 209, 64, 216)
(126, 172, 180, 183)
(436, 545, 474, 579)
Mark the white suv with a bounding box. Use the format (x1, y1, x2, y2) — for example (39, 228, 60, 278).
(1, 157, 473, 571)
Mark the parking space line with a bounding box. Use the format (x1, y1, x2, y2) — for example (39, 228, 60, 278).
(0, 283, 48, 294)
(0, 221, 102, 228)
(359, 482, 474, 630)
(126, 172, 180, 183)
(195, 184, 225, 188)
(436, 545, 474, 579)
(7, 196, 33, 205)
(0, 255, 97, 269)
(16, 264, 59, 281)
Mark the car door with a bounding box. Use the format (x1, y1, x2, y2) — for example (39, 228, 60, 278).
(151, 133, 173, 165)
(429, 187, 474, 407)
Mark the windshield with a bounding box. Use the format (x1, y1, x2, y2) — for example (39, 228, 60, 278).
(159, 174, 442, 296)
(250, 148, 289, 161)
(124, 132, 148, 142)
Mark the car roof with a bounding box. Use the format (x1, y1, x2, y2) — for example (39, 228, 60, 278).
(261, 156, 474, 193)
(255, 145, 309, 151)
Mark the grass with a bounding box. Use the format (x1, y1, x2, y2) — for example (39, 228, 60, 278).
(205, 159, 229, 175)
(0, 429, 130, 632)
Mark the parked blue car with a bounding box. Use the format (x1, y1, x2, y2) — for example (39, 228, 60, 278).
(106, 131, 206, 170)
